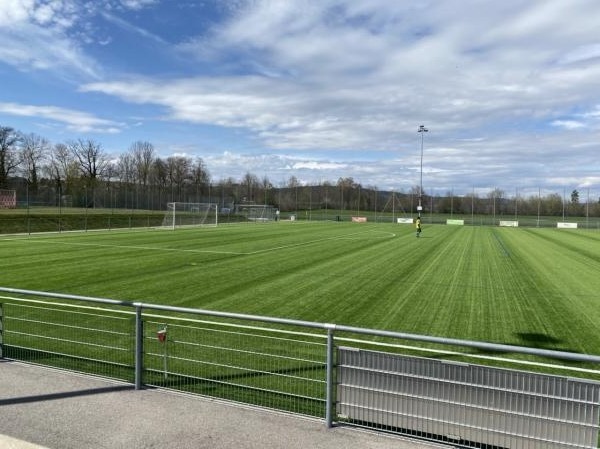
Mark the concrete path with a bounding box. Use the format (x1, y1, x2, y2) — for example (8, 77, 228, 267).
(0, 359, 451, 449)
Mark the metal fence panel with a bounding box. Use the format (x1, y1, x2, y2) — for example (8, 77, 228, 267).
(141, 318, 328, 417)
(337, 347, 600, 448)
(0, 301, 136, 381)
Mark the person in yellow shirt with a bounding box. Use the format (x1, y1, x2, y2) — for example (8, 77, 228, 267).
(415, 217, 422, 237)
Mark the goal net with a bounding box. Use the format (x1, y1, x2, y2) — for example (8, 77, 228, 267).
(237, 204, 277, 222)
(162, 202, 218, 229)
(0, 189, 16, 208)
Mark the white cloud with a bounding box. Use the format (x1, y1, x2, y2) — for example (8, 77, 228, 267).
(3, 0, 600, 193)
(0, 0, 36, 27)
(292, 161, 348, 171)
(154, 2, 600, 136)
(0, 0, 77, 30)
(0, 102, 124, 133)
(100, 10, 167, 44)
(76, 0, 600, 193)
(119, 0, 158, 10)
(0, 0, 100, 79)
(559, 44, 600, 65)
(551, 120, 585, 130)
(0, 0, 160, 80)
(582, 106, 600, 119)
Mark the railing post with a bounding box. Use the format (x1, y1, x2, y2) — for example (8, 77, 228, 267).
(325, 324, 336, 428)
(134, 303, 143, 390)
(0, 303, 3, 359)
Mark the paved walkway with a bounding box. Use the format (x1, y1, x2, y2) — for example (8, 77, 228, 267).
(0, 360, 450, 449)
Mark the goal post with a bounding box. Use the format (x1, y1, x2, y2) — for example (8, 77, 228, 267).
(162, 202, 218, 229)
(0, 189, 16, 208)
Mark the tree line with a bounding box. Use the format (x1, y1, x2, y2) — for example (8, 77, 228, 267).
(1, 124, 598, 217)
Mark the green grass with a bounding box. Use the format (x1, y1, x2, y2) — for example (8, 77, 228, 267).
(0, 208, 165, 233)
(2, 221, 600, 356)
(3, 220, 600, 423)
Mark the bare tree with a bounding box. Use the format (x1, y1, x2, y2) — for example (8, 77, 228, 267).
(69, 139, 109, 207)
(241, 172, 260, 202)
(113, 153, 136, 208)
(0, 126, 21, 188)
(20, 133, 50, 193)
(260, 175, 273, 205)
(116, 153, 136, 186)
(337, 177, 357, 210)
(216, 176, 237, 205)
(408, 184, 421, 198)
(166, 155, 192, 200)
(151, 157, 168, 190)
(545, 193, 563, 216)
(287, 176, 301, 189)
(130, 141, 155, 187)
(487, 187, 505, 215)
(69, 139, 109, 181)
(190, 157, 210, 199)
(45, 143, 79, 197)
(462, 191, 480, 215)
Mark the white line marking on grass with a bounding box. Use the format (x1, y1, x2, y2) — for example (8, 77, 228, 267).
(244, 229, 396, 255)
(3, 228, 396, 257)
(2, 238, 245, 255)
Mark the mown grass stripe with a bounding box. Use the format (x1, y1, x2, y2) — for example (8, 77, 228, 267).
(2, 222, 599, 359)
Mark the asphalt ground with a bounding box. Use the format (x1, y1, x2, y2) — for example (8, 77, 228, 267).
(0, 359, 451, 449)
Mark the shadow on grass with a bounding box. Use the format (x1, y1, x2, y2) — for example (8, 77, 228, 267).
(515, 332, 562, 347)
(416, 334, 588, 369)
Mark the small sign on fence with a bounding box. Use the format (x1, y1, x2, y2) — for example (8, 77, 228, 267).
(157, 328, 167, 343)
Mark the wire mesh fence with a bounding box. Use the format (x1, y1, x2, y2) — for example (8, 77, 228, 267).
(0, 296, 331, 419)
(142, 318, 328, 416)
(0, 300, 135, 381)
(1, 288, 600, 448)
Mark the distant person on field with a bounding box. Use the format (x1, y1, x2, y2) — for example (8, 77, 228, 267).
(415, 217, 422, 238)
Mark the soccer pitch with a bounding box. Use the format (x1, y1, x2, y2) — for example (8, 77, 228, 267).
(2, 222, 600, 356)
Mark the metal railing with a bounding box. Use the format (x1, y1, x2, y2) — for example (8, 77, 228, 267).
(0, 288, 336, 423)
(1, 286, 600, 448)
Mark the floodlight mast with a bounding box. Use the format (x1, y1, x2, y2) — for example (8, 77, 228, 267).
(418, 125, 428, 218)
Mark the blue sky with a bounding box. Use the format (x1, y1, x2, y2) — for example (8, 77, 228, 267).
(1, 0, 599, 196)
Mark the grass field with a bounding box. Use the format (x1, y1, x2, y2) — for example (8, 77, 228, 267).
(2, 221, 600, 357)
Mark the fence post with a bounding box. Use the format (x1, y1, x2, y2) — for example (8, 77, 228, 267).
(0, 303, 3, 358)
(325, 324, 336, 428)
(134, 303, 143, 390)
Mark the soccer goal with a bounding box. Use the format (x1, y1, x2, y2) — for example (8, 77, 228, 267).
(0, 189, 16, 208)
(162, 202, 218, 229)
(238, 204, 277, 222)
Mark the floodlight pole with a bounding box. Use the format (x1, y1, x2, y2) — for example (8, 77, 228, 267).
(418, 125, 428, 218)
